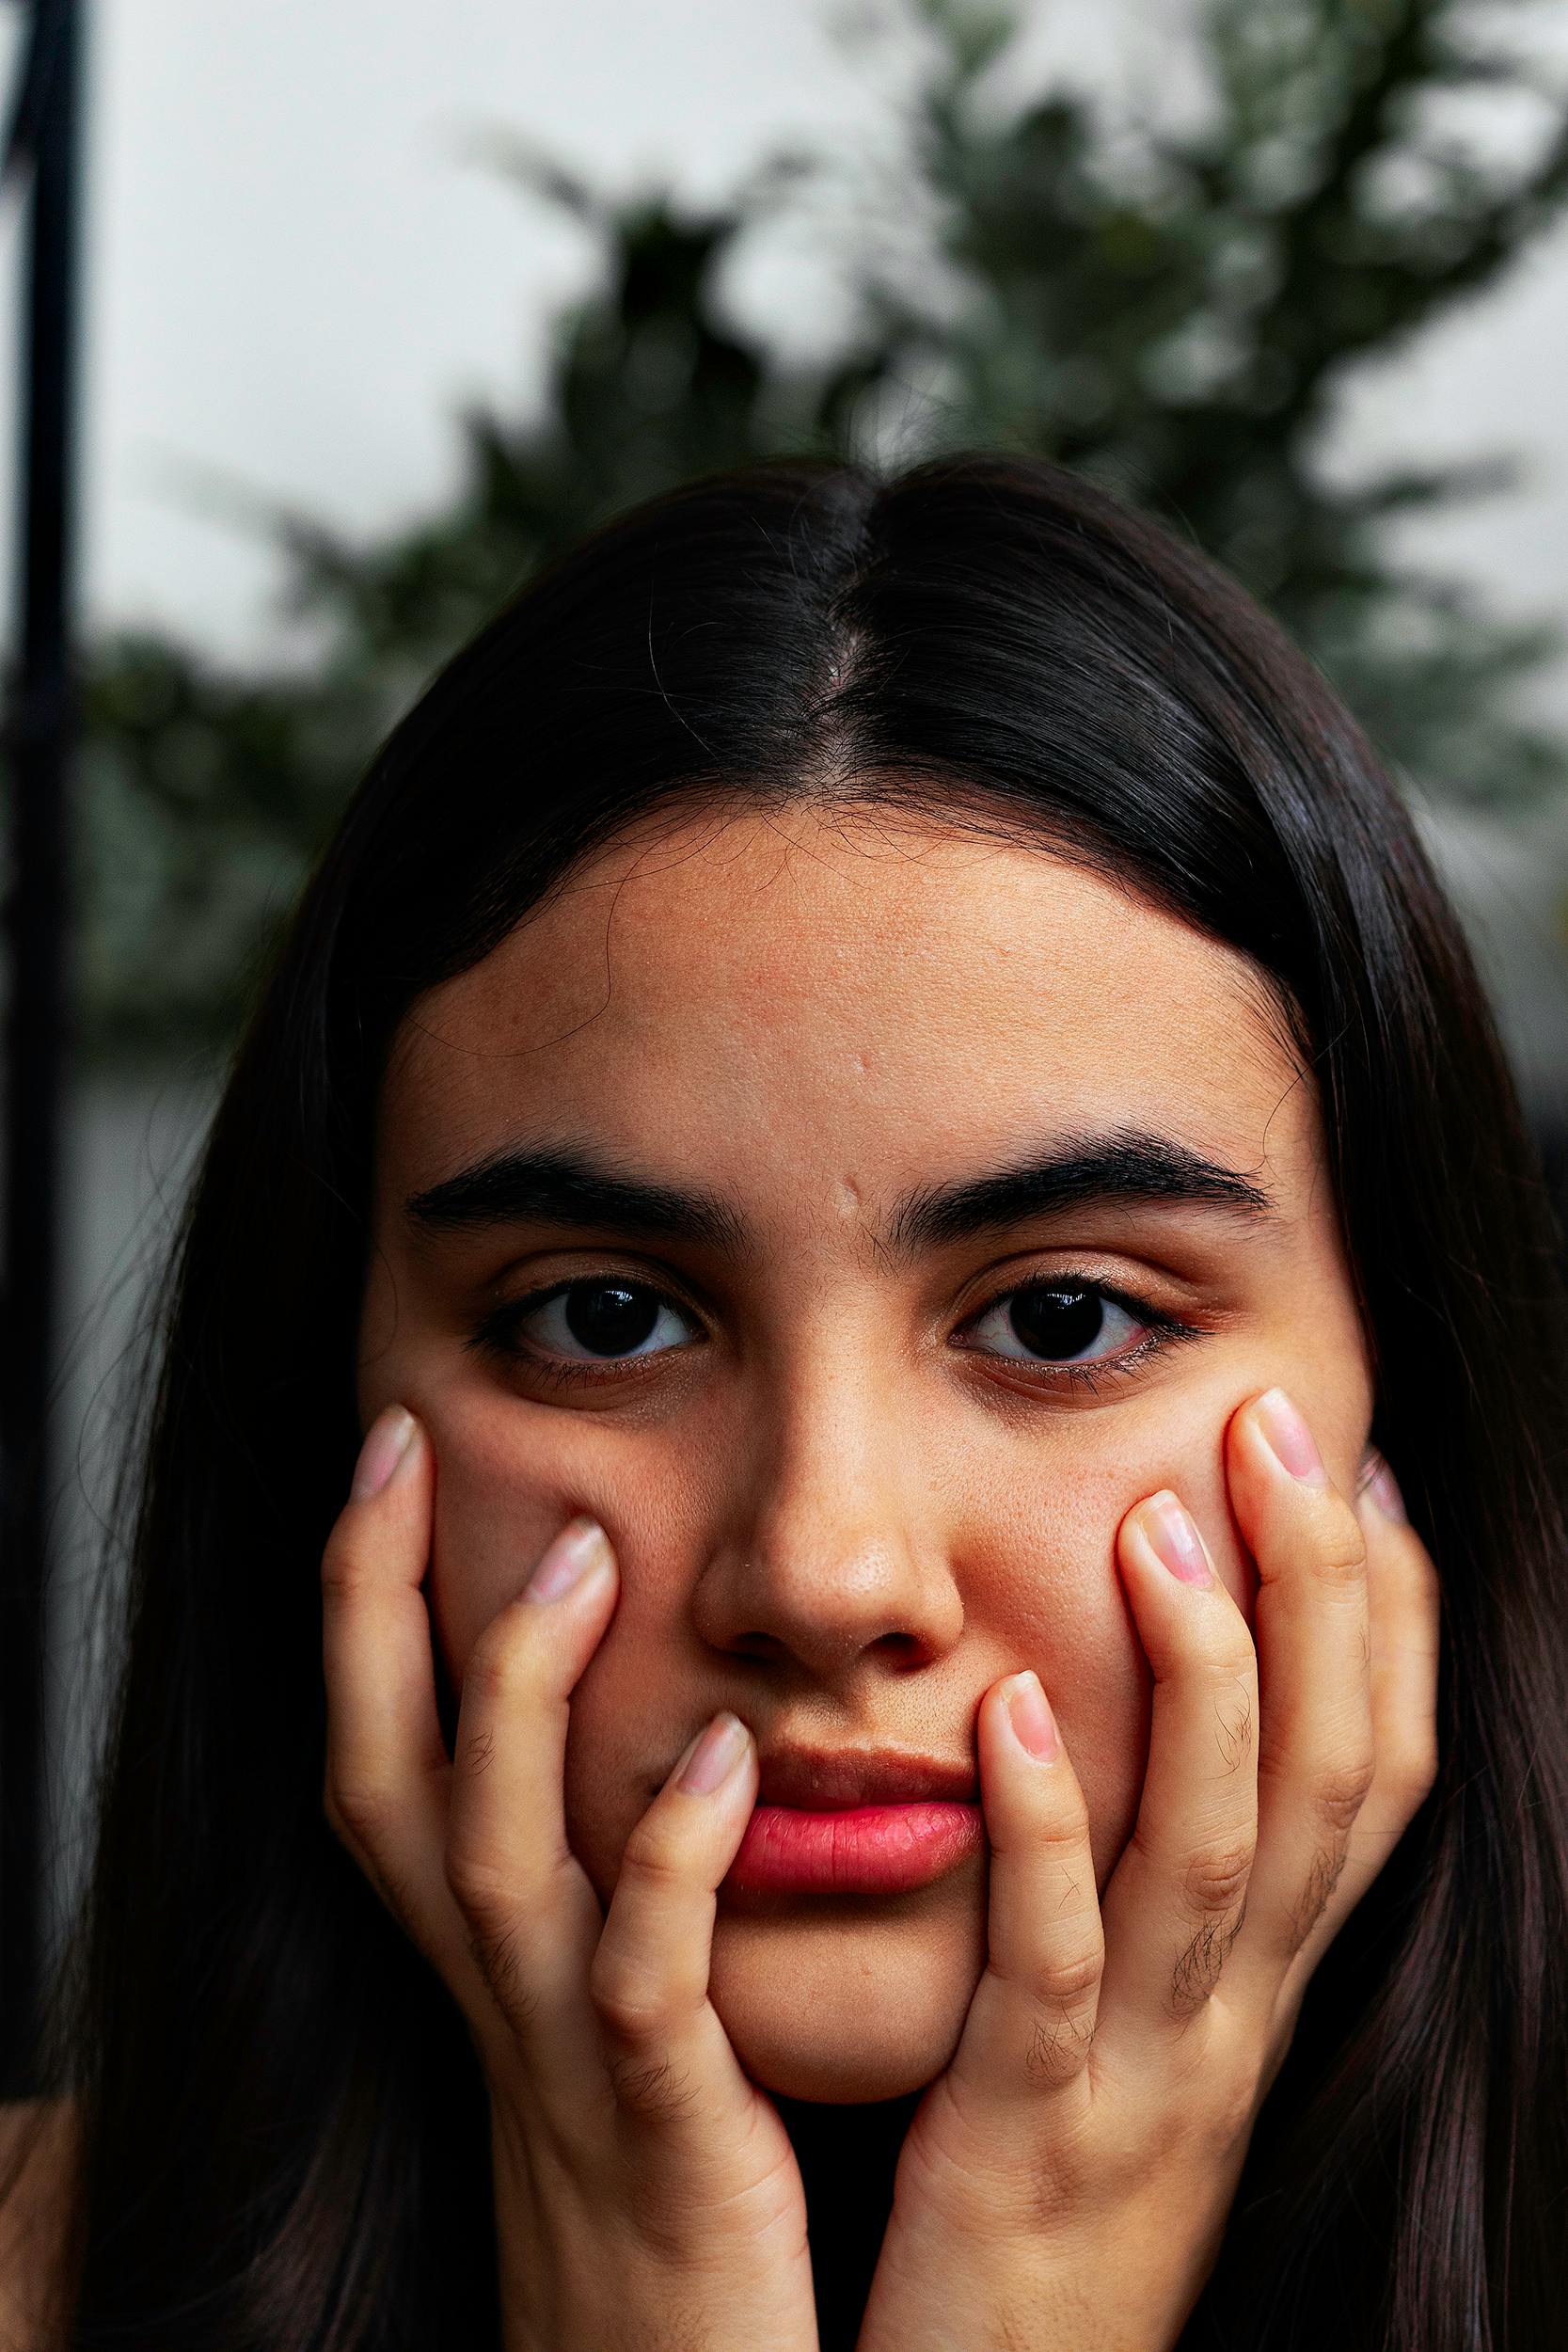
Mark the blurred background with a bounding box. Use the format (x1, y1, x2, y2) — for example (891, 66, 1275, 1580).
(5, 0, 1568, 2088)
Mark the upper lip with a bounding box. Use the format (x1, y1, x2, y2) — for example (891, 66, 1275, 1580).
(753, 1747, 979, 1810)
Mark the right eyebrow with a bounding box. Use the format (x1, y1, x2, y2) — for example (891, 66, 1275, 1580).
(405, 1144, 749, 1256)
(885, 1130, 1273, 1255)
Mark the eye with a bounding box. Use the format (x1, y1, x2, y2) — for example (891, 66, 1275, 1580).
(497, 1278, 699, 1365)
(961, 1281, 1148, 1366)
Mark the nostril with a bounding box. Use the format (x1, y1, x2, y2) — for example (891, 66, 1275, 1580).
(875, 1629, 929, 1669)
(730, 1629, 791, 1661)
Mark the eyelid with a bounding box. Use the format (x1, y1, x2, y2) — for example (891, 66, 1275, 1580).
(956, 1271, 1180, 1343)
(482, 1249, 716, 1322)
(952, 1249, 1190, 1325)
(469, 1266, 707, 1372)
(949, 1273, 1200, 1398)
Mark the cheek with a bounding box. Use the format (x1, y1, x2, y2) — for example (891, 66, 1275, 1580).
(420, 1385, 701, 1655)
(976, 1339, 1372, 1879)
(416, 1390, 717, 1899)
(942, 1385, 1242, 1883)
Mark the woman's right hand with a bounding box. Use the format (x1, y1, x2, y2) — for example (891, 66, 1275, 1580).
(320, 1405, 817, 2352)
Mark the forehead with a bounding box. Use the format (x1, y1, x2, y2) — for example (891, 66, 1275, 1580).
(378, 802, 1312, 1202)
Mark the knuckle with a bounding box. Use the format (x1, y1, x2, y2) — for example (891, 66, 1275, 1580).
(323, 1768, 390, 1854)
(589, 1952, 680, 2049)
(616, 1820, 697, 1897)
(1022, 1999, 1097, 2090)
(1291, 1838, 1348, 1947)
(447, 1847, 535, 2016)
(1314, 1755, 1375, 1836)
(1022, 1938, 1104, 2014)
(467, 1919, 535, 2024)
(1170, 1895, 1247, 2017)
(444, 1842, 519, 1942)
(457, 1724, 497, 1780)
(1180, 1617, 1256, 1694)
(1028, 1804, 1093, 1868)
(1184, 1839, 1255, 1919)
(1308, 1498, 1369, 1587)
(462, 1626, 538, 1712)
(1209, 1683, 1257, 1776)
(319, 1535, 370, 1604)
(1202, 1631, 1258, 1684)
(603, 2052, 701, 2124)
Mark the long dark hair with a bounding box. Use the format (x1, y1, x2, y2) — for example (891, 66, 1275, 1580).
(30, 453, 1568, 2347)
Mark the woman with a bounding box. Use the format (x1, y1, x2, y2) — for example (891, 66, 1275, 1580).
(6, 452, 1567, 2348)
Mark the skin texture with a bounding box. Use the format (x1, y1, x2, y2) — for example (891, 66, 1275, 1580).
(356, 800, 1376, 2105)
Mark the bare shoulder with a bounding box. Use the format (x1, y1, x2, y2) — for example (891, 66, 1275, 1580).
(0, 2098, 81, 2346)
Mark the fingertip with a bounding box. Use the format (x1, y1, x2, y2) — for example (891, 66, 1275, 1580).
(1250, 1387, 1330, 1486)
(998, 1669, 1061, 1763)
(1119, 1489, 1214, 1589)
(1226, 1391, 1358, 1563)
(351, 1403, 420, 1501)
(672, 1710, 753, 1798)
(523, 1516, 618, 1605)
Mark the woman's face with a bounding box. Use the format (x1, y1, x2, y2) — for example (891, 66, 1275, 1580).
(359, 801, 1372, 2102)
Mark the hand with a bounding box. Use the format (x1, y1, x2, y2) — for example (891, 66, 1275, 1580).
(856, 1388, 1440, 2352)
(319, 1406, 816, 2352)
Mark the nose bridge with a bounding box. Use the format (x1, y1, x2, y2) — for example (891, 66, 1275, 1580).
(693, 1330, 963, 1675)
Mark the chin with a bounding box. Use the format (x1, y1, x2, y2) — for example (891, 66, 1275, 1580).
(707, 1882, 986, 2103)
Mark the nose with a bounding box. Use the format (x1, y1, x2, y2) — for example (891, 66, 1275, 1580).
(689, 1359, 964, 1683)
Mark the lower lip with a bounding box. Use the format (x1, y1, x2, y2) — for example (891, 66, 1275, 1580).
(726, 1802, 984, 1896)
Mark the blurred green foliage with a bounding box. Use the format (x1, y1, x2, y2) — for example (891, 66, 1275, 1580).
(78, 0, 1568, 1057)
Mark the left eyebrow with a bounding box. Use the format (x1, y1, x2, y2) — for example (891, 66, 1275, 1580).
(405, 1144, 749, 1255)
(885, 1130, 1272, 1256)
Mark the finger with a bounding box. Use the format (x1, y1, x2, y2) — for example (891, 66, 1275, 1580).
(944, 1671, 1103, 2110)
(587, 1713, 763, 2138)
(1096, 1493, 1259, 2036)
(1219, 1389, 1375, 2014)
(1277, 1458, 1440, 2000)
(321, 1406, 477, 1991)
(444, 1516, 620, 2062)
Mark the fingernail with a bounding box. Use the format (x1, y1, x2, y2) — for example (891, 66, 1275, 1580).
(1140, 1492, 1213, 1587)
(1254, 1388, 1328, 1486)
(352, 1405, 416, 1499)
(1365, 1458, 1408, 1523)
(1004, 1670, 1060, 1761)
(525, 1517, 612, 1602)
(676, 1712, 750, 1795)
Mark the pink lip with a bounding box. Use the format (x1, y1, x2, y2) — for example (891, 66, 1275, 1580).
(727, 1800, 984, 1895)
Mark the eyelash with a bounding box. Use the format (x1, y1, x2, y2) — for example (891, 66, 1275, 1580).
(467, 1271, 1198, 1398)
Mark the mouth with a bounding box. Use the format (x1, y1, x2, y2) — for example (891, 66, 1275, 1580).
(728, 1745, 984, 1898)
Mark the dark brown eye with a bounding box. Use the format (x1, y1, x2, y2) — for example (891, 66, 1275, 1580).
(515, 1279, 696, 1362)
(966, 1283, 1143, 1365)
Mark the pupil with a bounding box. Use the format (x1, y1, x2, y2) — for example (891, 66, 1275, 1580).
(1009, 1286, 1104, 1360)
(564, 1281, 659, 1358)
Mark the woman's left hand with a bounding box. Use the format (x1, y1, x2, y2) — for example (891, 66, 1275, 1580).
(855, 1386, 1440, 2352)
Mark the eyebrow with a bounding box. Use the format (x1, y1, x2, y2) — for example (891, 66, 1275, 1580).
(404, 1129, 1271, 1256)
(405, 1146, 747, 1254)
(887, 1132, 1272, 1251)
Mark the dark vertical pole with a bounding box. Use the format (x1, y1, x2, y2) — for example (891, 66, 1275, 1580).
(1, 0, 82, 2099)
